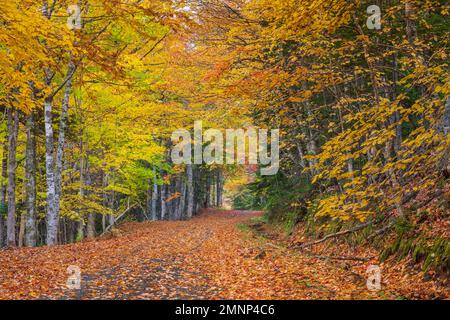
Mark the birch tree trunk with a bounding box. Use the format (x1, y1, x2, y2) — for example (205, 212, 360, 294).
(44, 98, 58, 245)
(6, 107, 19, 247)
(25, 112, 37, 247)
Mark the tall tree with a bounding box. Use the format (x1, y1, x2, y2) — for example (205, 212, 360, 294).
(6, 107, 19, 247)
(24, 112, 37, 247)
(186, 164, 194, 219)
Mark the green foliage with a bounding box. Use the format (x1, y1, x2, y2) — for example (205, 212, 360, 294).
(380, 215, 450, 273)
(232, 185, 263, 210)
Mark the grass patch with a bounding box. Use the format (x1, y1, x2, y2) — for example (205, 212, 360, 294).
(250, 214, 269, 224)
(236, 223, 253, 233)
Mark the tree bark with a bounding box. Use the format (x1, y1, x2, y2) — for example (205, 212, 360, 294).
(77, 220, 84, 241)
(216, 170, 223, 207)
(0, 124, 8, 247)
(6, 107, 19, 247)
(178, 178, 186, 220)
(44, 99, 58, 245)
(160, 184, 167, 220)
(86, 213, 96, 238)
(441, 97, 450, 175)
(306, 128, 318, 176)
(152, 181, 158, 221)
(210, 173, 216, 208)
(78, 152, 85, 241)
(25, 112, 37, 247)
(86, 166, 95, 239)
(18, 212, 25, 247)
(296, 142, 307, 171)
(205, 173, 211, 208)
(102, 173, 107, 231)
(168, 179, 175, 220)
(54, 61, 75, 222)
(186, 164, 194, 218)
(109, 189, 115, 227)
(405, 2, 417, 45)
(146, 179, 152, 220)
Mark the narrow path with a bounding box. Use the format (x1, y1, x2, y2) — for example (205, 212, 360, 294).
(0, 210, 388, 300)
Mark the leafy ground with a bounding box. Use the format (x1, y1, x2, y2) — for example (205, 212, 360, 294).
(0, 210, 447, 300)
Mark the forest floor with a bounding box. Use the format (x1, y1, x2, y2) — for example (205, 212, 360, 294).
(0, 209, 447, 300)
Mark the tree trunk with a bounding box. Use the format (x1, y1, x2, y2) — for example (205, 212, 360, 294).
(0, 126, 8, 247)
(152, 181, 158, 221)
(109, 189, 115, 227)
(54, 61, 75, 222)
(216, 170, 223, 207)
(178, 179, 186, 220)
(168, 179, 175, 220)
(87, 212, 95, 239)
(205, 173, 211, 208)
(77, 221, 84, 241)
(405, 2, 417, 45)
(86, 167, 95, 239)
(160, 184, 166, 220)
(18, 212, 25, 247)
(306, 127, 318, 177)
(146, 179, 152, 220)
(6, 107, 19, 247)
(296, 142, 307, 171)
(102, 214, 106, 232)
(441, 98, 450, 175)
(25, 112, 37, 247)
(102, 173, 107, 231)
(210, 172, 216, 208)
(186, 164, 194, 219)
(78, 153, 85, 241)
(68, 221, 75, 243)
(44, 99, 58, 245)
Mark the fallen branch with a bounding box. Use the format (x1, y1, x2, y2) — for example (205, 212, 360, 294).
(266, 241, 370, 261)
(306, 253, 373, 262)
(100, 203, 136, 236)
(367, 223, 393, 241)
(265, 242, 286, 250)
(292, 221, 373, 250)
